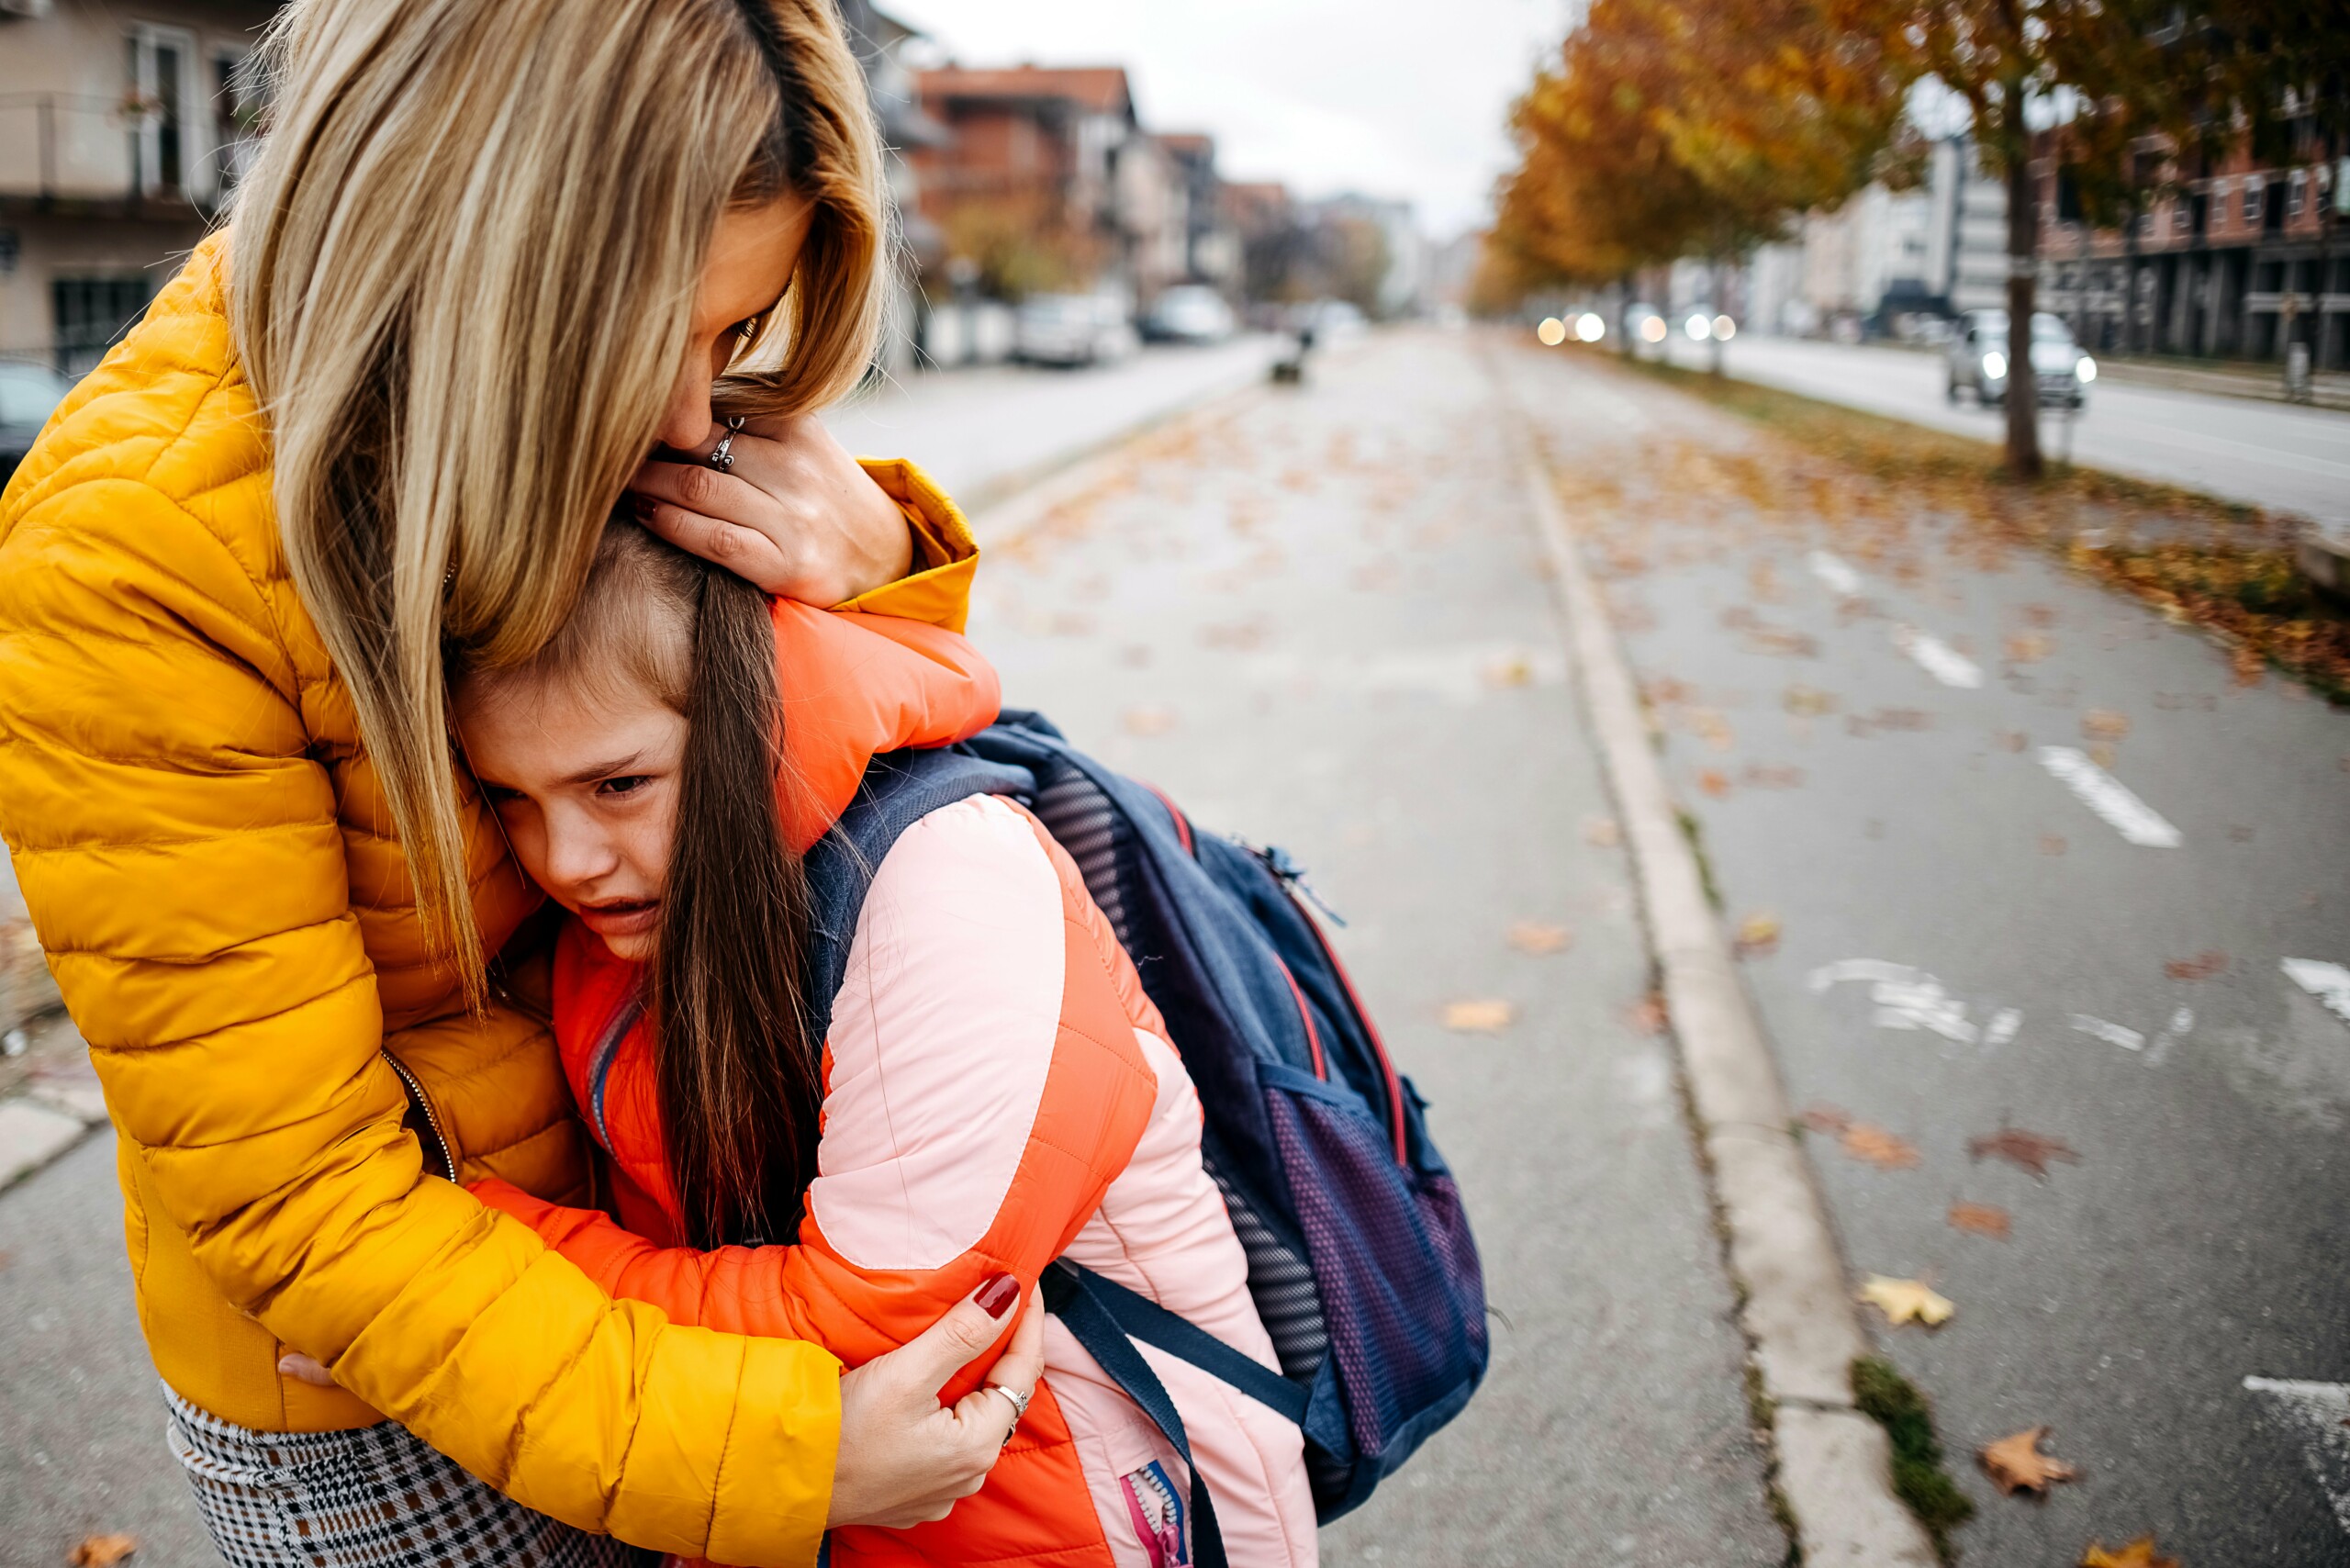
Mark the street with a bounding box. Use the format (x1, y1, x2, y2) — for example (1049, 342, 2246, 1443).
(1654, 332, 2350, 531)
(5, 325, 2348, 1565)
(1503, 333, 2350, 1563)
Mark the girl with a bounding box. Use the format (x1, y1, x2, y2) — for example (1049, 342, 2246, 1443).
(0, 0, 1036, 1561)
(451, 521, 1320, 1568)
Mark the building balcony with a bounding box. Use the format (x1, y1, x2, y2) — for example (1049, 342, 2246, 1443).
(0, 93, 254, 221)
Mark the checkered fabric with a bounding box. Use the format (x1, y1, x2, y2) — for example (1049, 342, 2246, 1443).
(164, 1383, 659, 1568)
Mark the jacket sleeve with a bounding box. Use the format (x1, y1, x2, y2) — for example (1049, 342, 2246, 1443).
(837, 458, 979, 634)
(0, 477, 837, 1568)
(476, 796, 1158, 1403)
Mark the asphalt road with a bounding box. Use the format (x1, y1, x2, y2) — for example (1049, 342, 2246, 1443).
(1504, 337, 2350, 1564)
(1653, 332, 2350, 531)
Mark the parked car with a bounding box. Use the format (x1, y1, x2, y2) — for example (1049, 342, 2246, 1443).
(1946, 309, 2095, 408)
(1014, 295, 1136, 368)
(1141, 286, 1236, 344)
(0, 361, 72, 484)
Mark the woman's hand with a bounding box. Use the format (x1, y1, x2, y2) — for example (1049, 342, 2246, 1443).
(826, 1273, 1043, 1530)
(631, 414, 914, 606)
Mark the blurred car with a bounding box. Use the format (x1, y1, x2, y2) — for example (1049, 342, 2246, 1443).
(1946, 309, 2094, 408)
(0, 361, 72, 483)
(1141, 286, 1236, 344)
(1014, 295, 1136, 367)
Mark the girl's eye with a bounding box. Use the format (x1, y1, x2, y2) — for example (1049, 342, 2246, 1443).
(481, 784, 521, 805)
(598, 775, 652, 798)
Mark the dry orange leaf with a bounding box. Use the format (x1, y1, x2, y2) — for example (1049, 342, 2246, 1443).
(1733, 912, 1782, 958)
(1857, 1274, 1954, 1328)
(1583, 817, 1622, 847)
(1840, 1124, 1921, 1170)
(2163, 950, 2229, 980)
(1624, 993, 1669, 1035)
(2081, 1537, 2177, 1568)
(1948, 1202, 2012, 1240)
(2004, 633, 2054, 664)
(1697, 768, 1733, 798)
(1799, 1103, 1852, 1135)
(1442, 1000, 1516, 1034)
(1784, 684, 1838, 716)
(1121, 705, 1177, 737)
(1506, 922, 1573, 955)
(68, 1537, 138, 1568)
(2040, 834, 2067, 856)
(1980, 1426, 2077, 1495)
(1968, 1126, 2082, 1180)
(2082, 709, 2132, 741)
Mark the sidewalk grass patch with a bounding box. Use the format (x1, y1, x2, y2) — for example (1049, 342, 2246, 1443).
(1852, 1355, 1974, 1561)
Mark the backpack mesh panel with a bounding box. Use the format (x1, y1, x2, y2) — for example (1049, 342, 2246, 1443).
(1028, 771, 1131, 945)
(1208, 1164, 1328, 1383)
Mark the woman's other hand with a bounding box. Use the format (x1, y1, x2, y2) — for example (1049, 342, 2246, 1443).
(825, 1273, 1042, 1530)
(632, 414, 913, 606)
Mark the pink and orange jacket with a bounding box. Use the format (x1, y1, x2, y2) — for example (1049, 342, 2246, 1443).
(476, 602, 1318, 1568)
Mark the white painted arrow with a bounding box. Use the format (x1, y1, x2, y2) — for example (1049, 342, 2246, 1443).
(2244, 1376, 2350, 1537)
(2282, 959, 2350, 1029)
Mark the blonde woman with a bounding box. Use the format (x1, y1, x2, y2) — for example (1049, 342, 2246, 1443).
(0, 2, 1045, 1564)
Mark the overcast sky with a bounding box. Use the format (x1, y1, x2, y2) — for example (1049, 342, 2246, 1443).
(888, 0, 1571, 240)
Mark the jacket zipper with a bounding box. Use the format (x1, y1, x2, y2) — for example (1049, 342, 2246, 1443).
(380, 1048, 457, 1183)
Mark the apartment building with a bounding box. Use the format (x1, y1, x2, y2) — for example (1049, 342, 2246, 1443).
(0, 0, 278, 373)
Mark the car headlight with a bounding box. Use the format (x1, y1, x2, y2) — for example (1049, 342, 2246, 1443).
(2076, 356, 2097, 383)
(1982, 352, 2007, 380)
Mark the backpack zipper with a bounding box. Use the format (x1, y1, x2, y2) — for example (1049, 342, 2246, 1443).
(380, 1048, 457, 1183)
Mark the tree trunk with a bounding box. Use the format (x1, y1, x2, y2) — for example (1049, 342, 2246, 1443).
(1615, 274, 1633, 356)
(1709, 255, 1726, 375)
(2005, 142, 2042, 478)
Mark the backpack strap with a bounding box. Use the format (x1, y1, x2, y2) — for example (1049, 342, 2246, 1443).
(1043, 1262, 1231, 1568)
(1058, 1262, 1310, 1425)
(799, 744, 1035, 1040)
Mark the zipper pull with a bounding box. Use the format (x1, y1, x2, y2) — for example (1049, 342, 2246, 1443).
(1255, 844, 1348, 926)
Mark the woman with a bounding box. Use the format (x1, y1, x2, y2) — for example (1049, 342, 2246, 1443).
(448, 521, 1318, 1567)
(0, 1, 1034, 1563)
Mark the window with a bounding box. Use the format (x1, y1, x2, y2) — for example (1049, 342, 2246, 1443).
(212, 48, 264, 193)
(2243, 176, 2263, 226)
(53, 277, 153, 375)
(2288, 170, 2307, 219)
(127, 25, 197, 196)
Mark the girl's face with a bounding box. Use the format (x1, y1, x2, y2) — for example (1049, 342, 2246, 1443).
(457, 677, 684, 962)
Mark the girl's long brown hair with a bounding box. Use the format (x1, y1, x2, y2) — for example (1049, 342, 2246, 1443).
(656, 557, 824, 1248)
(457, 523, 823, 1247)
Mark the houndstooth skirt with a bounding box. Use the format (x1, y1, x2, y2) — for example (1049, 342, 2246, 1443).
(164, 1383, 660, 1568)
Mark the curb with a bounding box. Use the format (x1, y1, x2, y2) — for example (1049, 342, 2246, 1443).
(0, 1074, 106, 1193)
(1504, 383, 1939, 1565)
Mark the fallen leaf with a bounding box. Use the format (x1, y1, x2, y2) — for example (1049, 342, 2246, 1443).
(2040, 834, 2067, 856)
(1857, 1274, 1954, 1328)
(1733, 912, 1781, 958)
(2004, 633, 2054, 664)
(2163, 950, 2229, 980)
(1481, 654, 1534, 688)
(1784, 684, 1839, 716)
(1997, 730, 2029, 752)
(2082, 709, 2131, 741)
(1981, 1426, 2077, 1495)
(1506, 922, 1573, 955)
(2088, 742, 2118, 769)
(1442, 1000, 1516, 1034)
(1799, 1103, 1852, 1135)
(1840, 1124, 1921, 1170)
(1121, 705, 1177, 737)
(1583, 817, 1622, 847)
(2022, 602, 2057, 628)
(1697, 768, 1733, 798)
(2080, 1537, 2178, 1568)
(1743, 764, 1806, 789)
(1967, 1126, 2082, 1180)
(1948, 1202, 2012, 1240)
(1872, 707, 1932, 731)
(68, 1538, 137, 1568)
(1624, 993, 1669, 1035)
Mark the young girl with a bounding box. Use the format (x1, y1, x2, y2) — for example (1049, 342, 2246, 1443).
(453, 522, 1319, 1568)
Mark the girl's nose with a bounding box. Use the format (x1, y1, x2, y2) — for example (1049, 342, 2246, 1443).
(542, 807, 621, 890)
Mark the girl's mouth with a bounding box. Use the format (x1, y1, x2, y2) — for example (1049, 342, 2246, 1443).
(578, 898, 660, 939)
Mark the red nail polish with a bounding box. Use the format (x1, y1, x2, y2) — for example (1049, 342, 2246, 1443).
(976, 1272, 1018, 1319)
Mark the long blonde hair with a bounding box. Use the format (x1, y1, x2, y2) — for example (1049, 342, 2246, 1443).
(231, 0, 887, 997)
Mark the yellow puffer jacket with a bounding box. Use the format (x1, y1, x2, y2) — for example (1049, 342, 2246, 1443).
(0, 235, 979, 1568)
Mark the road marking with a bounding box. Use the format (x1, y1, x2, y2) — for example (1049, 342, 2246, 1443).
(1808, 550, 1863, 597)
(2036, 745, 2182, 846)
(2282, 959, 2350, 1028)
(2244, 1377, 2350, 1536)
(1807, 959, 2017, 1047)
(2143, 1006, 2194, 1067)
(1892, 625, 1983, 689)
(2072, 1014, 2145, 1052)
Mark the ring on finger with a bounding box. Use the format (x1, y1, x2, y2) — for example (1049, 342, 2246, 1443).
(707, 415, 745, 473)
(985, 1382, 1030, 1446)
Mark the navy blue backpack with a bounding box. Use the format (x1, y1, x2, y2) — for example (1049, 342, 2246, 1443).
(799, 711, 1489, 1564)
